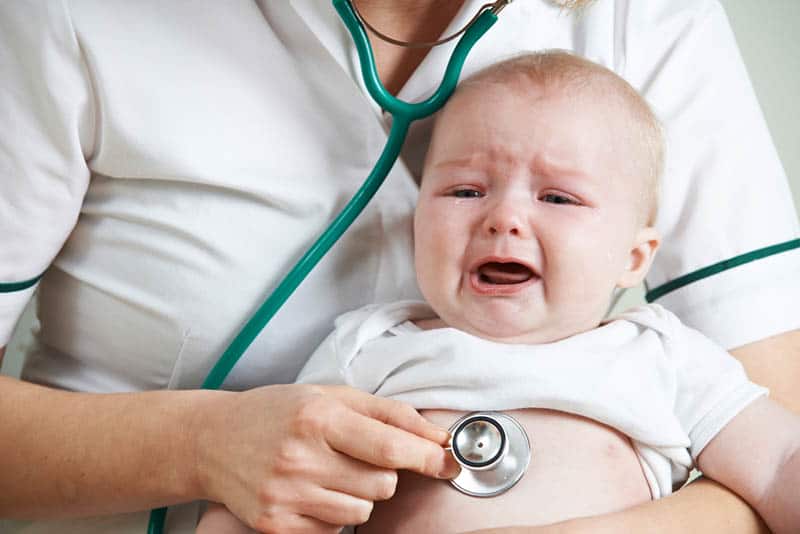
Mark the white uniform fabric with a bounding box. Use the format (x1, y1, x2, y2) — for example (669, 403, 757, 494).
(298, 301, 768, 499)
(0, 1, 796, 531)
(1, 0, 798, 391)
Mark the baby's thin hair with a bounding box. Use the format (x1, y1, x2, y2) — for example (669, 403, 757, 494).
(459, 51, 664, 226)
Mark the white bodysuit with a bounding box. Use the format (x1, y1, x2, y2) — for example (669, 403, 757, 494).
(0, 1, 795, 532)
(297, 301, 768, 499)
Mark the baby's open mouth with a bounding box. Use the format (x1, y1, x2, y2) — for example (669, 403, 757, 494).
(477, 262, 535, 285)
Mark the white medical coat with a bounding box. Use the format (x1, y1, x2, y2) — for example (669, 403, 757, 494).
(0, 1, 798, 532)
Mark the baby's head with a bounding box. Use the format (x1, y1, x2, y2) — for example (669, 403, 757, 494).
(414, 51, 663, 343)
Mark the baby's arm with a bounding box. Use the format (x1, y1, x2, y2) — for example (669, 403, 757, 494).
(196, 502, 255, 534)
(697, 396, 800, 534)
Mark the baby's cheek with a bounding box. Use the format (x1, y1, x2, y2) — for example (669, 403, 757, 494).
(548, 238, 617, 312)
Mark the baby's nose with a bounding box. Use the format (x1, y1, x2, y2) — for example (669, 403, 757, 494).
(484, 200, 526, 237)
(487, 222, 521, 236)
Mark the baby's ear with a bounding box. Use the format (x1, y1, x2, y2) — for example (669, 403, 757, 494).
(616, 226, 660, 289)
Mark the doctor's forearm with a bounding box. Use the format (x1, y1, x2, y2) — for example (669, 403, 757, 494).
(0, 375, 216, 518)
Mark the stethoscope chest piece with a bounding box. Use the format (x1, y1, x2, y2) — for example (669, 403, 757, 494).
(447, 411, 531, 497)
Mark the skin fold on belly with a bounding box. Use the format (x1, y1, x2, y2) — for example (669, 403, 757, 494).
(359, 408, 652, 534)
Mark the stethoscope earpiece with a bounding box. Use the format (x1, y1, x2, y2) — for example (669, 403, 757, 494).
(447, 411, 531, 497)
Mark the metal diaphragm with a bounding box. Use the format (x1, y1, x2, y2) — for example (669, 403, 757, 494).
(447, 411, 531, 497)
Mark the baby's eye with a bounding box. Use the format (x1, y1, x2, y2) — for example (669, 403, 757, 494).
(540, 193, 581, 205)
(451, 188, 484, 199)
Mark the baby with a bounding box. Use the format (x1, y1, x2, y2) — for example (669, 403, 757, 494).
(197, 52, 800, 533)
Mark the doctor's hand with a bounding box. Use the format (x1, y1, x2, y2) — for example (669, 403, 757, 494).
(192, 384, 459, 534)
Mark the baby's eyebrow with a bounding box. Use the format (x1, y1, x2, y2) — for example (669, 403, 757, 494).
(533, 154, 588, 179)
(431, 157, 483, 171)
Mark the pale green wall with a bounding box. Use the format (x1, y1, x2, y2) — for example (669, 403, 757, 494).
(721, 0, 800, 214)
(2, 1, 799, 376)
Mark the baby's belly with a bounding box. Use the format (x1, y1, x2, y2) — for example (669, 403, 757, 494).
(360, 408, 652, 534)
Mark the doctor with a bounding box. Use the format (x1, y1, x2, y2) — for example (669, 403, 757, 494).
(0, 1, 798, 533)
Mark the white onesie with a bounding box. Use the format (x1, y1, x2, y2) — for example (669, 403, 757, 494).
(296, 301, 768, 499)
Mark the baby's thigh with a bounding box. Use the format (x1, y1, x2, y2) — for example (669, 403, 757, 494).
(196, 503, 255, 534)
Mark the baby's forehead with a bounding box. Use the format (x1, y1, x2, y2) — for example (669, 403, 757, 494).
(450, 52, 655, 125)
(451, 70, 625, 119)
(435, 79, 629, 162)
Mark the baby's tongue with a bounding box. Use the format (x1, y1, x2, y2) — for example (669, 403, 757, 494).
(478, 262, 533, 284)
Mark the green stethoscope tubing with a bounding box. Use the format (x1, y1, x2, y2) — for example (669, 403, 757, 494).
(644, 237, 800, 302)
(146, 1, 499, 532)
(0, 0, 794, 528)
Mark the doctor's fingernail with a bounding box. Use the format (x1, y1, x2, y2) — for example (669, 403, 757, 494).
(434, 428, 451, 444)
(437, 455, 461, 479)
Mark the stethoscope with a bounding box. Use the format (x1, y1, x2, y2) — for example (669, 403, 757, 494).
(147, 1, 520, 531)
(447, 412, 531, 497)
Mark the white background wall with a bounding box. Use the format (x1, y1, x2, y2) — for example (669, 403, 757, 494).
(2, 0, 800, 377)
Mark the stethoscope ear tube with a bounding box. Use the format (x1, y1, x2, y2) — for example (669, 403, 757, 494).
(147, 3, 502, 533)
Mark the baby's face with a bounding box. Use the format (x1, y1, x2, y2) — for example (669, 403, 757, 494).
(414, 83, 658, 343)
